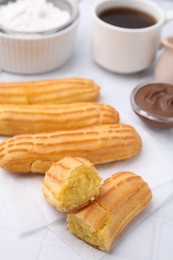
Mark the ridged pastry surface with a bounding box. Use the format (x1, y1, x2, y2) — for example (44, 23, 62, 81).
(42, 157, 102, 212)
(0, 102, 119, 135)
(67, 171, 152, 251)
(0, 78, 100, 104)
(0, 124, 142, 174)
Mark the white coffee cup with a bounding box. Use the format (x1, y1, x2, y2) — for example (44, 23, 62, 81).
(91, 0, 173, 74)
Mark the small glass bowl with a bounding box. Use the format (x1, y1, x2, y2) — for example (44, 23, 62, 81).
(130, 81, 173, 128)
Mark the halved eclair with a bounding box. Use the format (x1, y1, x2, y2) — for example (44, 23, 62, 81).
(42, 157, 102, 212)
(67, 171, 152, 251)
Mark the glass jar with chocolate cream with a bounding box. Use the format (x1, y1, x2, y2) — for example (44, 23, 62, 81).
(131, 82, 173, 128)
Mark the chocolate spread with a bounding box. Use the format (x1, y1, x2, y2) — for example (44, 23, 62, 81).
(134, 83, 173, 117)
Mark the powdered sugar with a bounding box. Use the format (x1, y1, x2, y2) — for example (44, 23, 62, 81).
(0, 0, 71, 33)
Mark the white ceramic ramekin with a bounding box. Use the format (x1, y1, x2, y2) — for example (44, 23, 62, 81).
(0, 17, 78, 74)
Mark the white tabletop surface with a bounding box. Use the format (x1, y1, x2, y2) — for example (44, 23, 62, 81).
(0, 0, 173, 260)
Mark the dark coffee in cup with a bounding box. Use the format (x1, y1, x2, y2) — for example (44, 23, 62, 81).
(99, 7, 157, 29)
(92, 0, 168, 73)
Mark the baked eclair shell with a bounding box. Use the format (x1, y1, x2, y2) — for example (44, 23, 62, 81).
(0, 78, 100, 105)
(67, 171, 152, 251)
(42, 157, 102, 213)
(0, 102, 119, 135)
(0, 124, 142, 174)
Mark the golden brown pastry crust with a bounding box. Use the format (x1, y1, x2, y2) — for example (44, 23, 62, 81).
(0, 78, 100, 105)
(0, 124, 142, 174)
(67, 171, 152, 251)
(0, 102, 119, 135)
(42, 156, 102, 213)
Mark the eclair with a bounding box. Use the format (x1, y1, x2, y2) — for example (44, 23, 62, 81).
(0, 124, 142, 174)
(0, 78, 100, 105)
(0, 102, 119, 135)
(42, 157, 102, 212)
(67, 171, 152, 251)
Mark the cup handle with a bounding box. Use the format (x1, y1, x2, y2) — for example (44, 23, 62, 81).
(165, 10, 173, 22)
